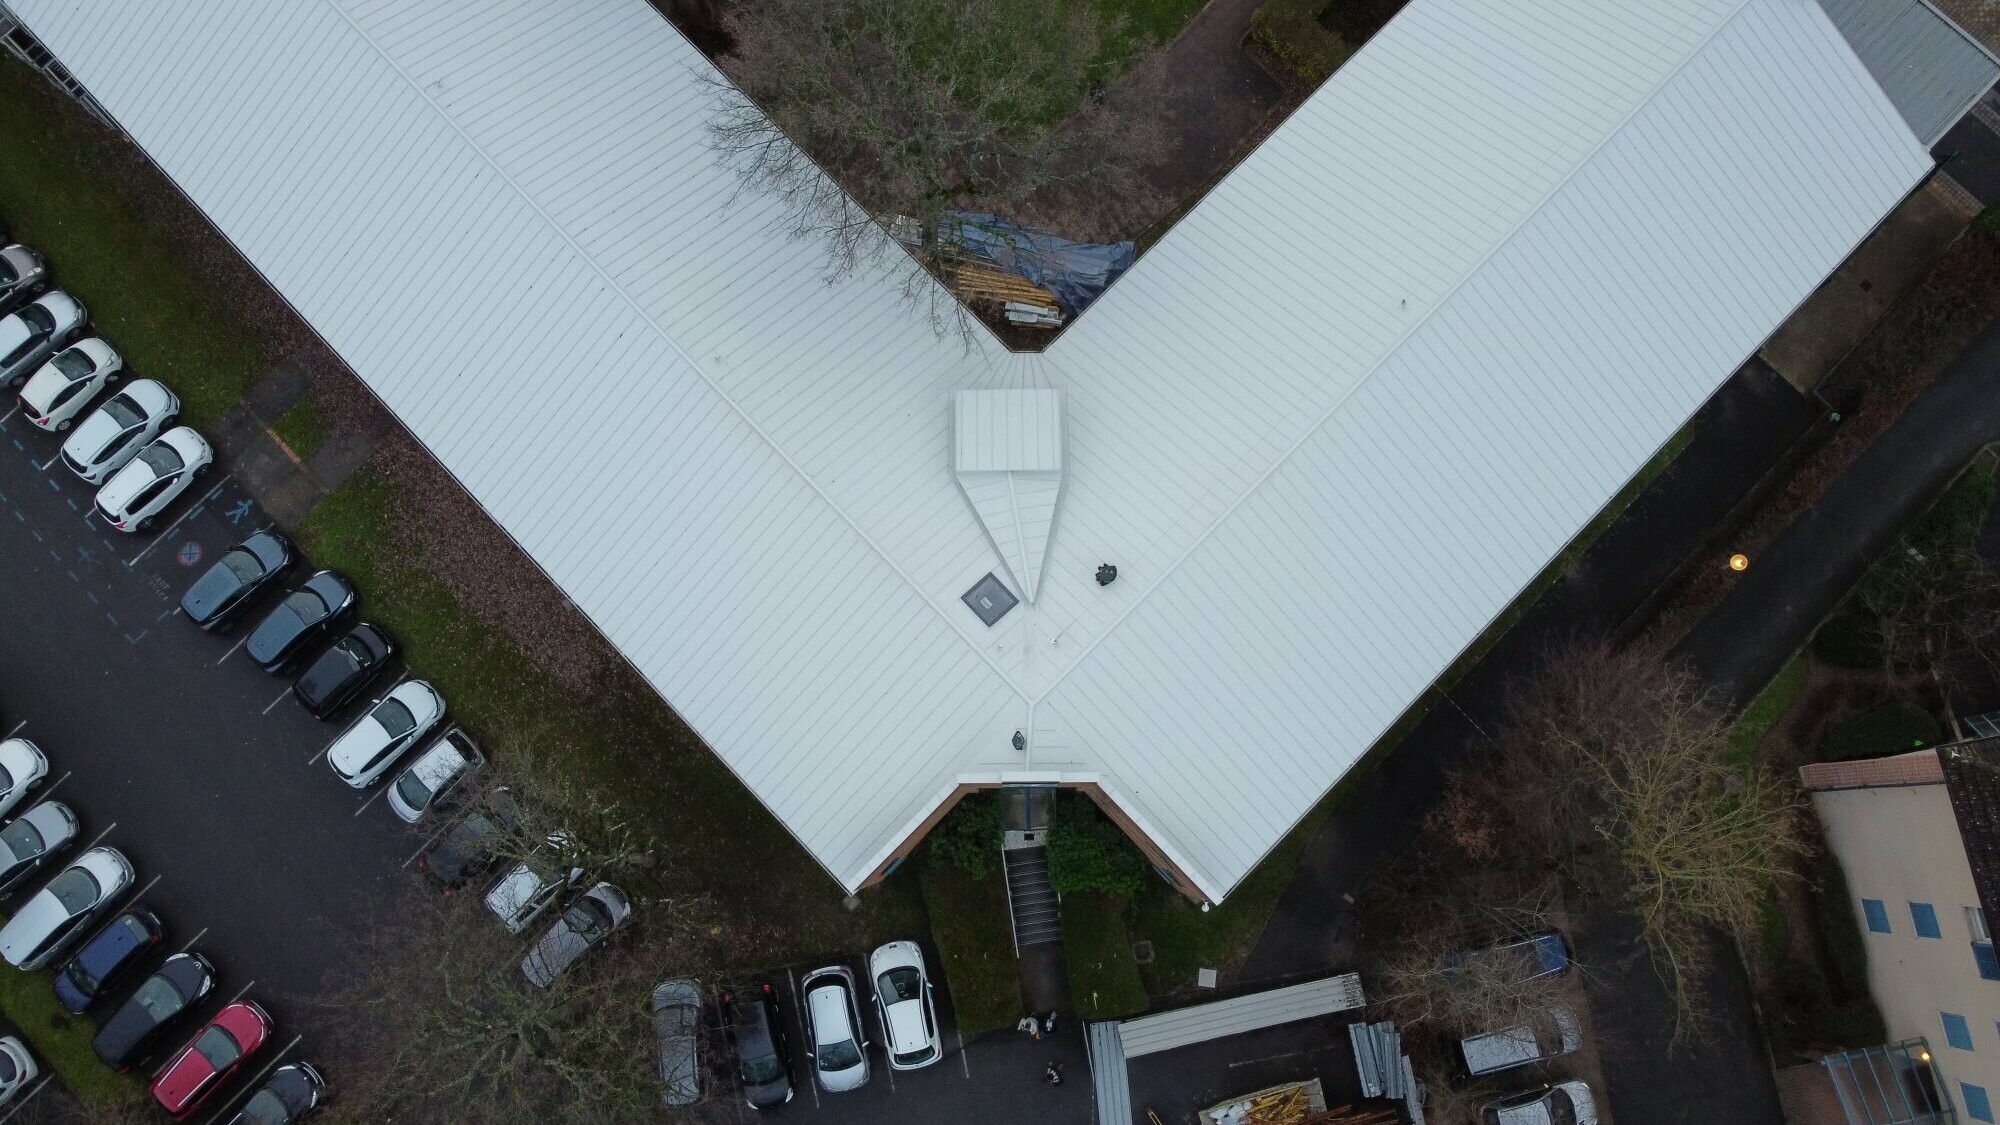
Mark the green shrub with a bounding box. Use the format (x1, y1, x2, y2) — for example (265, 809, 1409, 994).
(1911, 461, 1996, 556)
(1976, 204, 2000, 238)
(1249, 0, 1354, 85)
(1048, 797, 1148, 897)
(928, 793, 1003, 878)
(1813, 611, 1882, 669)
(1825, 701, 1941, 760)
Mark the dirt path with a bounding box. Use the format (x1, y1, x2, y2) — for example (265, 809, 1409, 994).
(1110, 0, 1285, 203)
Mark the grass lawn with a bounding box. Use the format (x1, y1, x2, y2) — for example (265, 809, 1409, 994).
(271, 400, 329, 462)
(0, 58, 266, 427)
(1729, 656, 1805, 766)
(299, 470, 928, 966)
(919, 863, 1023, 1035)
(1060, 892, 1148, 1020)
(1092, 0, 1205, 63)
(0, 959, 142, 1109)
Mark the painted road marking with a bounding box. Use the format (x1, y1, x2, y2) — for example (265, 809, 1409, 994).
(956, 1025, 970, 1077)
(37, 450, 61, 472)
(179, 926, 208, 953)
(38, 771, 69, 799)
(126, 476, 229, 568)
(125, 872, 162, 904)
(353, 783, 392, 817)
(262, 687, 294, 715)
(3, 720, 22, 737)
(0, 1074, 53, 1125)
(216, 631, 253, 665)
(224, 979, 258, 1006)
(84, 821, 120, 849)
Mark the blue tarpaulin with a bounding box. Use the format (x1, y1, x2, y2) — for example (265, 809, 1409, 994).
(941, 211, 1136, 316)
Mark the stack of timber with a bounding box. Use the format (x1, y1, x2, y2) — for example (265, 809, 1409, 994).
(941, 260, 1064, 327)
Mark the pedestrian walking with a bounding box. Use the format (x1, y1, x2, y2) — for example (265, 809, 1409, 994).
(1042, 1011, 1058, 1034)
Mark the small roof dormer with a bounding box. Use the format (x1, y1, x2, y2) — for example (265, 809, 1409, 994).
(955, 389, 1062, 602)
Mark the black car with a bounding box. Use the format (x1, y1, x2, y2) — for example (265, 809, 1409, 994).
(722, 981, 794, 1109)
(228, 1061, 325, 1124)
(53, 906, 162, 1014)
(418, 788, 522, 891)
(181, 530, 293, 631)
(93, 952, 215, 1071)
(292, 623, 394, 719)
(245, 570, 356, 673)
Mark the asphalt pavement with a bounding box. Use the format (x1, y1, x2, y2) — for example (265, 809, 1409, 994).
(0, 401, 424, 1122)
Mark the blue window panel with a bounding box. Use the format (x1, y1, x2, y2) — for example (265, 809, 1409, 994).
(1945, 1011, 1975, 1050)
(1978, 942, 2000, 981)
(1965, 1082, 1995, 1123)
(1913, 902, 1943, 939)
(1863, 899, 1891, 933)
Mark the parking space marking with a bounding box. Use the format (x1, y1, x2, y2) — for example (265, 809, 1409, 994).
(0, 406, 17, 427)
(785, 967, 822, 1109)
(38, 770, 70, 799)
(307, 741, 330, 766)
(215, 632, 252, 665)
(198, 1033, 301, 1125)
(224, 979, 257, 1005)
(36, 449, 61, 472)
(262, 687, 293, 715)
(126, 476, 230, 568)
(0, 1073, 52, 1125)
(956, 1025, 970, 1078)
(83, 820, 118, 849)
(179, 926, 208, 953)
(126, 872, 162, 903)
(2, 720, 22, 737)
(352, 783, 392, 817)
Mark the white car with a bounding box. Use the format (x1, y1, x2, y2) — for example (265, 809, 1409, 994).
(868, 940, 941, 1070)
(61, 379, 179, 485)
(385, 727, 485, 824)
(520, 882, 633, 988)
(0, 1036, 36, 1106)
(0, 243, 48, 316)
(0, 740, 49, 823)
(18, 337, 122, 431)
(1481, 1080, 1599, 1125)
(0, 290, 84, 388)
(801, 964, 870, 1093)
(94, 426, 212, 533)
(483, 832, 584, 934)
(326, 680, 444, 788)
(0, 846, 134, 970)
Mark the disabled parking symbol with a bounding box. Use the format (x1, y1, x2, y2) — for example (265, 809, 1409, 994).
(176, 540, 203, 568)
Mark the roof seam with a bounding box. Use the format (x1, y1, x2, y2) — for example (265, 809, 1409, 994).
(313, 0, 1030, 703)
(1028, 0, 1749, 709)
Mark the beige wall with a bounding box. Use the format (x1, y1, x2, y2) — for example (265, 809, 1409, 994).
(1816, 782, 2000, 1119)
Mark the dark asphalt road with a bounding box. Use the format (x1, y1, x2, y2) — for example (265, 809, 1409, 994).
(0, 402, 422, 1122)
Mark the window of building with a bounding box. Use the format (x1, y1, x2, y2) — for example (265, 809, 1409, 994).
(1862, 899, 1891, 933)
(1913, 902, 1943, 939)
(1965, 1082, 1995, 1123)
(1977, 942, 2000, 982)
(1944, 1011, 1975, 1051)
(1973, 907, 1992, 942)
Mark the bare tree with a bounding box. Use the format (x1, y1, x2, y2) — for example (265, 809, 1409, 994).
(1861, 540, 2000, 733)
(704, 0, 1167, 324)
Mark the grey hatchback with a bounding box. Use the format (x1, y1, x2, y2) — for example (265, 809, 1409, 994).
(652, 978, 704, 1108)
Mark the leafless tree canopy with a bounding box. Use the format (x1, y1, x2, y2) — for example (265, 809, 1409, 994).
(706, 0, 1166, 301)
(1862, 540, 2000, 732)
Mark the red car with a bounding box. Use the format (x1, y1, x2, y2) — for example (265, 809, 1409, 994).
(149, 1000, 271, 1120)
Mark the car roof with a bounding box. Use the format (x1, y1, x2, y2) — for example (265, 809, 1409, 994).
(885, 998, 928, 1049)
(806, 981, 855, 1037)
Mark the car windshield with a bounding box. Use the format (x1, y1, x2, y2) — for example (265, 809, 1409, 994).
(194, 1024, 242, 1069)
(220, 548, 262, 583)
(237, 1089, 288, 1124)
(136, 442, 183, 476)
(1548, 1090, 1576, 1125)
(46, 867, 100, 913)
(394, 772, 433, 810)
(51, 349, 92, 381)
(568, 897, 613, 939)
(101, 394, 142, 430)
(0, 1052, 14, 1084)
(15, 305, 52, 336)
(64, 952, 102, 993)
(282, 589, 325, 622)
(0, 817, 42, 860)
(742, 1049, 787, 1086)
(375, 699, 416, 738)
(819, 1037, 863, 1071)
(0, 763, 15, 793)
(133, 975, 185, 1019)
(879, 966, 922, 1003)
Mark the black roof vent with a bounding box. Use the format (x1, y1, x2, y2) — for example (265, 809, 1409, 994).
(1096, 564, 1118, 587)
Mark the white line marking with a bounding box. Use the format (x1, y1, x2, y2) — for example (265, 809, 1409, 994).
(215, 632, 252, 665)
(262, 687, 294, 715)
(83, 820, 117, 848)
(126, 476, 229, 568)
(0, 1074, 52, 1125)
(179, 926, 208, 953)
(353, 784, 391, 817)
(307, 742, 331, 766)
(125, 872, 162, 903)
(1, 721, 21, 738)
(225, 979, 257, 1005)
(785, 968, 820, 1110)
(198, 1034, 300, 1125)
(37, 450, 62, 472)
(38, 770, 70, 799)
(0, 407, 17, 427)
(956, 1024, 969, 1077)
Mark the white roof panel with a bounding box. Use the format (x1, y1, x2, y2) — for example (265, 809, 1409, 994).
(10, 0, 1930, 897)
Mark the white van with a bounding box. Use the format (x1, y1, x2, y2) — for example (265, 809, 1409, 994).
(1457, 1005, 1582, 1077)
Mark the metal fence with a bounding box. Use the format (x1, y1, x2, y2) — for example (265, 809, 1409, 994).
(0, 3, 112, 126)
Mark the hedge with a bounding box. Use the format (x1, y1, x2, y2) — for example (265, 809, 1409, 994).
(1249, 0, 1355, 85)
(1826, 701, 1942, 761)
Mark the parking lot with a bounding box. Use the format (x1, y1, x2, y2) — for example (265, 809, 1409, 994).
(0, 401, 421, 1121)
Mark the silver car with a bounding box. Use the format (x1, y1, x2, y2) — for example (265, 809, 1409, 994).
(520, 882, 632, 988)
(0, 801, 78, 897)
(801, 964, 870, 1093)
(1482, 1080, 1599, 1125)
(0, 290, 83, 387)
(385, 727, 484, 824)
(0, 244, 48, 317)
(653, 979, 704, 1108)
(482, 833, 583, 934)
(0, 847, 134, 970)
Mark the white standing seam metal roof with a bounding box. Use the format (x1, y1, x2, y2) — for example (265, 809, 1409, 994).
(1822, 0, 2000, 144)
(1115, 973, 1368, 1058)
(955, 389, 1063, 601)
(8, 0, 1931, 900)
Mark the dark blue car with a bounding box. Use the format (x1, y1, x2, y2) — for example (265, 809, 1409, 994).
(54, 907, 162, 1014)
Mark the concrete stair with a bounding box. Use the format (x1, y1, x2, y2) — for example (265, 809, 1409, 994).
(1004, 845, 1063, 951)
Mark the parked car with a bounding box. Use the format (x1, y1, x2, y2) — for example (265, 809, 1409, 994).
(60, 379, 179, 485)
(95, 426, 212, 533)
(386, 727, 483, 823)
(18, 337, 121, 431)
(0, 800, 77, 896)
(723, 981, 794, 1108)
(483, 832, 583, 934)
(93, 952, 215, 1071)
(1458, 1005, 1583, 1078)
(1446, 930, 1572, 983)
(0, 846, 135, 970)
(868, 940, 941, 1070)
(1482, 1080, 1599, 1125)
(291, 622, 393, 718)
(800, 964, 869, 1093)
(326, 679, 443, 787)
(53, 906, 162, 1014)
(150, 1000, 272, 1120)
(0, 290, 84, 388)
(653, 978, 705, 1108)
(0, 244, 47, 317)
(227, 1061, 325, 1125)
(418, 788, 521, 891)
(181, 529, 293, 631)
(0, 739, 48, 822)
(0, 1036, 36, 1106)
(521, 882, 632, 988)
(245, 570, 356, 673)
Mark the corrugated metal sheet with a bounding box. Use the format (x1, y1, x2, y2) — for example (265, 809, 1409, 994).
(1822, 0, 1998, 144)
(1116, 974, 1366, 1058)
(6, 0, 1932, 897)
(1086, 1020, 1133, 1125)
